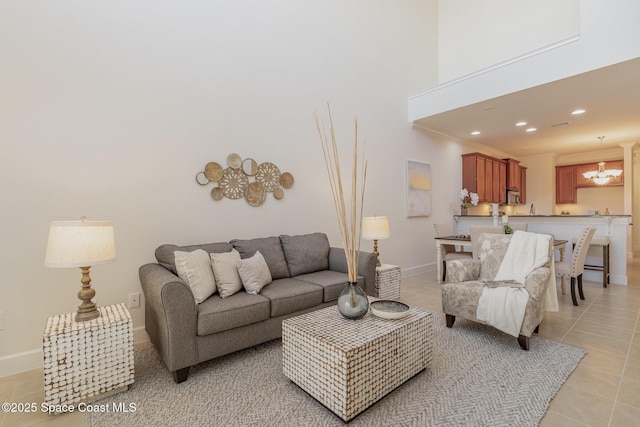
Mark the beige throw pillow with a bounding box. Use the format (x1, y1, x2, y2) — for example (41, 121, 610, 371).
(174, 249, 217, 304)
(237, 250, 272, 295)
(210, 249, 243, 298)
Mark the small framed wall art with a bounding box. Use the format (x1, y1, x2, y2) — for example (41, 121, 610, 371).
(406, 160, 431, 217)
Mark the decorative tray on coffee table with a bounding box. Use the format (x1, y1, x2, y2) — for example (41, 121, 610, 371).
(370, 300, 410, 319)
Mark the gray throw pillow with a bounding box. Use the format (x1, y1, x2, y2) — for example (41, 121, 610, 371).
(230, 236, 290, 279)
(280, 233, 330, 276)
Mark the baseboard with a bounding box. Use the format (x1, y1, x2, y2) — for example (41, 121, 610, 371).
(401, 263, 436, 278)
(0, 325, 148, 378)
(0, 348, 43, 378)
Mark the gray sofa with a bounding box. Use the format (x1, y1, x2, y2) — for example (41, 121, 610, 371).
(139, 232, 376, 383)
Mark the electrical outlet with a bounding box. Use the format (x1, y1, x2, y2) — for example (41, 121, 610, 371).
(0, 311, 3, 330)
(128, 293, 140, 308)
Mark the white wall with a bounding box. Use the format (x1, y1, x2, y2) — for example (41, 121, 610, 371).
(410, 0, 640, 122)
(438, 0, 580, 82)
(0, 0, 452, 374)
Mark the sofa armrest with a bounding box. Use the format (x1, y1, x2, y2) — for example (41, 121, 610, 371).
(445, 259, 481, 283)
(139, 263, 198, 373)
(328, 247, 377, 296)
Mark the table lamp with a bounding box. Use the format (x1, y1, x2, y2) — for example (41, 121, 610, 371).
(44, 217, 116, 322)
(362, 216, 390, 266)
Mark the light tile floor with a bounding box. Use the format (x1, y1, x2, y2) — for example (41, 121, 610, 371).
(399, 258, 640, 427)
(2, 260, 639, 426)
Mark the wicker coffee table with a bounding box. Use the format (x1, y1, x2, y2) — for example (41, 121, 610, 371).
(282, 299, 433, 421)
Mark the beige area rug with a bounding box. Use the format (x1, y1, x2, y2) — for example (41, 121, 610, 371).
(87, 312, 585, 427)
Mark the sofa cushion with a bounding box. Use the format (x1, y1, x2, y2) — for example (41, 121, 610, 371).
(279, 233, 330, 276)
(230, 236, 290, 279)
(174, 249, 217, 304)
(156, 242, 234, 274)
(296, 270, 362, 302)
(259, 278, 323, 317)
(237, 250, 272, 294)
(196, 292, 270, 336)
(210, 250, 243, 298)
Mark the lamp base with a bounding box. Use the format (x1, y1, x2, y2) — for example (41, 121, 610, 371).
(373, 239, 381, 267)
(76, 266, 100, 322)
(76, 302, 100, 322)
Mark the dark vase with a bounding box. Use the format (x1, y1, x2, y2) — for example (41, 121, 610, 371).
(337, 282, 369, 319)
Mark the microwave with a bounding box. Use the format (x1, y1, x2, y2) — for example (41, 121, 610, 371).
(506, 190, 521, 205)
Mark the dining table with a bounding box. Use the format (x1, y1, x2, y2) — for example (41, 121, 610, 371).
(435, 235, 568, 289)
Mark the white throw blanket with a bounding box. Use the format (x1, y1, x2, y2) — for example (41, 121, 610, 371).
(476, 231, 554, 337)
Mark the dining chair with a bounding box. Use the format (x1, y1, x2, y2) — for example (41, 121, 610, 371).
(434, 223, 472, 281)
(469, 225, 505, 259)
(510, 223, 528, 231)
(555, 226, 596, 306)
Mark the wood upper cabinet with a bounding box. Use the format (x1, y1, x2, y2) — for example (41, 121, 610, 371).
(575, 160, 624, 187)
(519, 166, 527, 204)
(462, 153, 507, 203)
(505, 158, 521, 191)
(495, 159, 507, 204)
(556, 165, 577, 204)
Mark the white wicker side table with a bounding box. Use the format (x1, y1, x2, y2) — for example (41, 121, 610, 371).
(282, 299, 433, 422)
(375, 263, 401, 299)
(43, 303, 134, 407)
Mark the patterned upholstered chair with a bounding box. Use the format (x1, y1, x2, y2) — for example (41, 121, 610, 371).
(442, 233, 553, 350)
(469, 226, 504, 258)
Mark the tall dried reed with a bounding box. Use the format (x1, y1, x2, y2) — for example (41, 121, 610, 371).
(315, 104, 367, 283)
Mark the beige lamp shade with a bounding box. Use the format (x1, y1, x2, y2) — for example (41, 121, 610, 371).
(45, 220, 116, 268)
(362, 216, 391, 240)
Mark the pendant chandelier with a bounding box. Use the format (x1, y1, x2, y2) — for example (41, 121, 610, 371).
(582, 136, 622, 185)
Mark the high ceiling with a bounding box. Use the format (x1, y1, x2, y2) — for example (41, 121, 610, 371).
(413, 57, 640, 159)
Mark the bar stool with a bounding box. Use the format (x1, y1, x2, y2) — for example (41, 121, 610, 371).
(571, 235, 610, 287)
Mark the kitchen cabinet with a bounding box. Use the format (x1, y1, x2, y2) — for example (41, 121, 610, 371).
(496, 160, 507, 204)
(462, 153, 507, 203)
(575, 160, 624, 187)
(505, 158, 521, 190)
(520, 166, 527, 204)
(556, 165, 577, 204)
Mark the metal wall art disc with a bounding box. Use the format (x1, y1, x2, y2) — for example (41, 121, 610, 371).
(197, 154, 293, 206)
(255, 162, 281, 191)
(219, 168, 249, 199)
(204, 162, 223, 181)
(196, 172, 209, 186)
(242, 158, 258, 176)
(227, 153, 242, 169)
(211, 187, 224, 200)
(245, 182, 266, 206)
(279, 172, 294, 189)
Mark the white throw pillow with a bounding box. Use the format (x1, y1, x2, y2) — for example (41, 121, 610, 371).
(237, 250, 272, 295)
(210, 249, 243, 298)
(174, 249, 217, 304)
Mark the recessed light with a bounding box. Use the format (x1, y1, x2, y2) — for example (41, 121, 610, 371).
(526, 127, 537, 132)
(470, 131, 481, 135)
(571, 109, 586, 115)
(515, 121, 527, 127)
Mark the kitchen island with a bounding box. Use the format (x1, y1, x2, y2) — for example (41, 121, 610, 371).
(453, 215, 632, 285)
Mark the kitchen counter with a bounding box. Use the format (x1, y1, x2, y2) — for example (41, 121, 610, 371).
(454, 215, 631, 218)
(453, 214, 631, 285)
